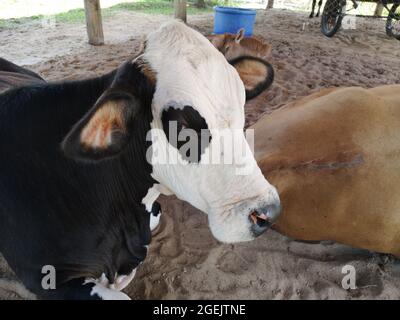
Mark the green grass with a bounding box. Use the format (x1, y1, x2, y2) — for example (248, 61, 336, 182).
(0, 0, 224, 29)
(110, 0, 214, 15)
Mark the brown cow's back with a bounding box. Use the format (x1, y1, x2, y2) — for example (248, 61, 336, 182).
(0, 58, 44, 94)
(253, 85, 400, 256)
(0, 71, 44, 94)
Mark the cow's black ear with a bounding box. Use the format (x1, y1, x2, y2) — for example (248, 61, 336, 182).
(229, 56, 274, 100)
(62, 92, 140, 162)
(62, 60, 155, 162)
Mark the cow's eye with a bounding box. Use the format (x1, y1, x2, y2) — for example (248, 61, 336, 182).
(162, 106, 212, 163)
(176, 119, 188, 131)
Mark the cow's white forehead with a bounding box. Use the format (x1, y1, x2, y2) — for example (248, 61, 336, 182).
(143, 20, 246, 128)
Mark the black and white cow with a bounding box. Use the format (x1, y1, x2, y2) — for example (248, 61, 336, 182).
(0, 21, 281, 300)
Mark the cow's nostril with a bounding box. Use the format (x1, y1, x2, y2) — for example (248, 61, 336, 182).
(249, 204, 281, 237)
(249, 211, 271, 237)
(249, 211, 269, 228)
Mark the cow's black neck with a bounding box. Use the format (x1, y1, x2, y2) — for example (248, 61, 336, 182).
(0, 68, 157, 295)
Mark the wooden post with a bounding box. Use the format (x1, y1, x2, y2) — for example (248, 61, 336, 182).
(267, 0, 274, 9)
(174, 0, 187, 23)
(374, 2, 384, 17)
(84, 0, 104, 46)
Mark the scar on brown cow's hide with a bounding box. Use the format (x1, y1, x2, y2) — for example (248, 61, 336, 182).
(80, 100, 126, 149)
(260, 151, 365, 175)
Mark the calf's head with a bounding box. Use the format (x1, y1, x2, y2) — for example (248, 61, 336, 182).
(62, 21, 280, 243)
(207, 28, 271, 61)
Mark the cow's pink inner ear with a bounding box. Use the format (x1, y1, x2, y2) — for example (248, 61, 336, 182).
(235, 28, 245, 43)
(80, 100, 126, 150)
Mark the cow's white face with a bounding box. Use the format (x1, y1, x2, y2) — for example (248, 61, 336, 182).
(62, 20, 280, 243)
(143, 21, 280, 242)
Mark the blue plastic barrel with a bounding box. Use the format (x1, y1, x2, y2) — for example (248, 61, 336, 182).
(213, 6, 256, 36)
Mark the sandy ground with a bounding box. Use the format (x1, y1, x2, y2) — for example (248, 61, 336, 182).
(1, 9, 400, 300)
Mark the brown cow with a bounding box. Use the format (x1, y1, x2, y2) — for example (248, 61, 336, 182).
(253, 85, 400, 257)
(207, 29, 271, 61)
(0, 58, 45, 94)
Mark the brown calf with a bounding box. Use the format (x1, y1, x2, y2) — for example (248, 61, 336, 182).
(207, 29, 271, 61)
